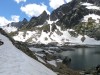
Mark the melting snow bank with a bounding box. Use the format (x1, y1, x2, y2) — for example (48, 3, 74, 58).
(0, 33, 56, 75)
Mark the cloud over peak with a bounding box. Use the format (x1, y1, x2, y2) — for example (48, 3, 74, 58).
(49, 0, 72, 9)
(65, 0, 72, 3)
(0, 15, 20, 26)
(11, 15, 20, 22)
(49, 0, 65, 9)
(14, 0, 26, 3)
(0, 17, 10, 26)
(20, 3, 50, 17)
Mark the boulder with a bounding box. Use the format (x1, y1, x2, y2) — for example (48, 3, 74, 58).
(62, 56, 71, 65)
(0, 40, 4, 45)
(96, 65, 100, 73)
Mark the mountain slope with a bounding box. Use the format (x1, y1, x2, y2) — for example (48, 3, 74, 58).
(21, 11, 49, 29)
(10, 18, 28, 28)
(2, 25, 18, 33)
(2, 18, 28, 33)
(6, 0, 100, 45)
(55, 0, 100, 28)
(0, 31, 56, 75)
(13, 25, 100, 45)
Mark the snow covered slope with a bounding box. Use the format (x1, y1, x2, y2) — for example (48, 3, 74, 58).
(2, 25, 18, 33)
(0, 33, 57, 75)
(13, 25, 100, 45)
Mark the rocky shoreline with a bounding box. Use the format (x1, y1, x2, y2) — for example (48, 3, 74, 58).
(28, 44, 80, 75)
(29, 43, 100, 75)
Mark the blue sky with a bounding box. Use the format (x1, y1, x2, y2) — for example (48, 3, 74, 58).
(0, 0, 72, 26)
(0, 0, 50, 20)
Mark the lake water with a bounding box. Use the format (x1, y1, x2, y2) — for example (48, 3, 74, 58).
(61, 46, 100, 70)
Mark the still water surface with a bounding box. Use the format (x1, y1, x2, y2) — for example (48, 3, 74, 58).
(61, 46, 100, 70)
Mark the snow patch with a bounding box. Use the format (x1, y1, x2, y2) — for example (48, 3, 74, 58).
(37, 56, 46, 64)
(86, 6, 100, 10)
(29, 47, 43, 52)
(56, 59, 62, 63)
(47, 60, 57, 67)
(35, 53, 45, 57)
(2, 25, 17, 33)
(37, 31, 52, 44)
(81, 2, 100, 10)
(81, 3, 93, 6)
(83, 14, 100, 23)
(13, 31, 37, 42)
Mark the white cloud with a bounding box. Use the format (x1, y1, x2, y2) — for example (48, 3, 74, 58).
(20, 3, 50, 17)
(49, 0, 65, 9)
(11, 15, 20, 22)
(0, 15, 20, 26)
(49, 0, 73, 9)
(14, 0, 26, 3)
(65, 0, 72, 3)
(0, 17, 10, 26)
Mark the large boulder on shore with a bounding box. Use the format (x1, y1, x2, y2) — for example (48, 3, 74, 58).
(62, 56, 71, 65)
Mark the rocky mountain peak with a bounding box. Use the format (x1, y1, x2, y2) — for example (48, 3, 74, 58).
(22, 18, 28, 23)
(50, 0, 100, 28)
(39, 11, 48, 17)
(25, 11, 49, 29)
(50, 0, 79, 21)
(50, 0, 100, 21)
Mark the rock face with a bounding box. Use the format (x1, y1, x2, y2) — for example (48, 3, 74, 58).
(0, 40, 3, 45)
(96, 65, 100, 73)
(50, 0, 100, 28)
(9, 18, 28, 28)
(25, 11, 49, 29)
(50, 0, 100, 21)
(50, 0, 79, 21)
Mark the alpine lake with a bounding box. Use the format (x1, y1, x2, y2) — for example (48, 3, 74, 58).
(60, 45, 100, 70)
